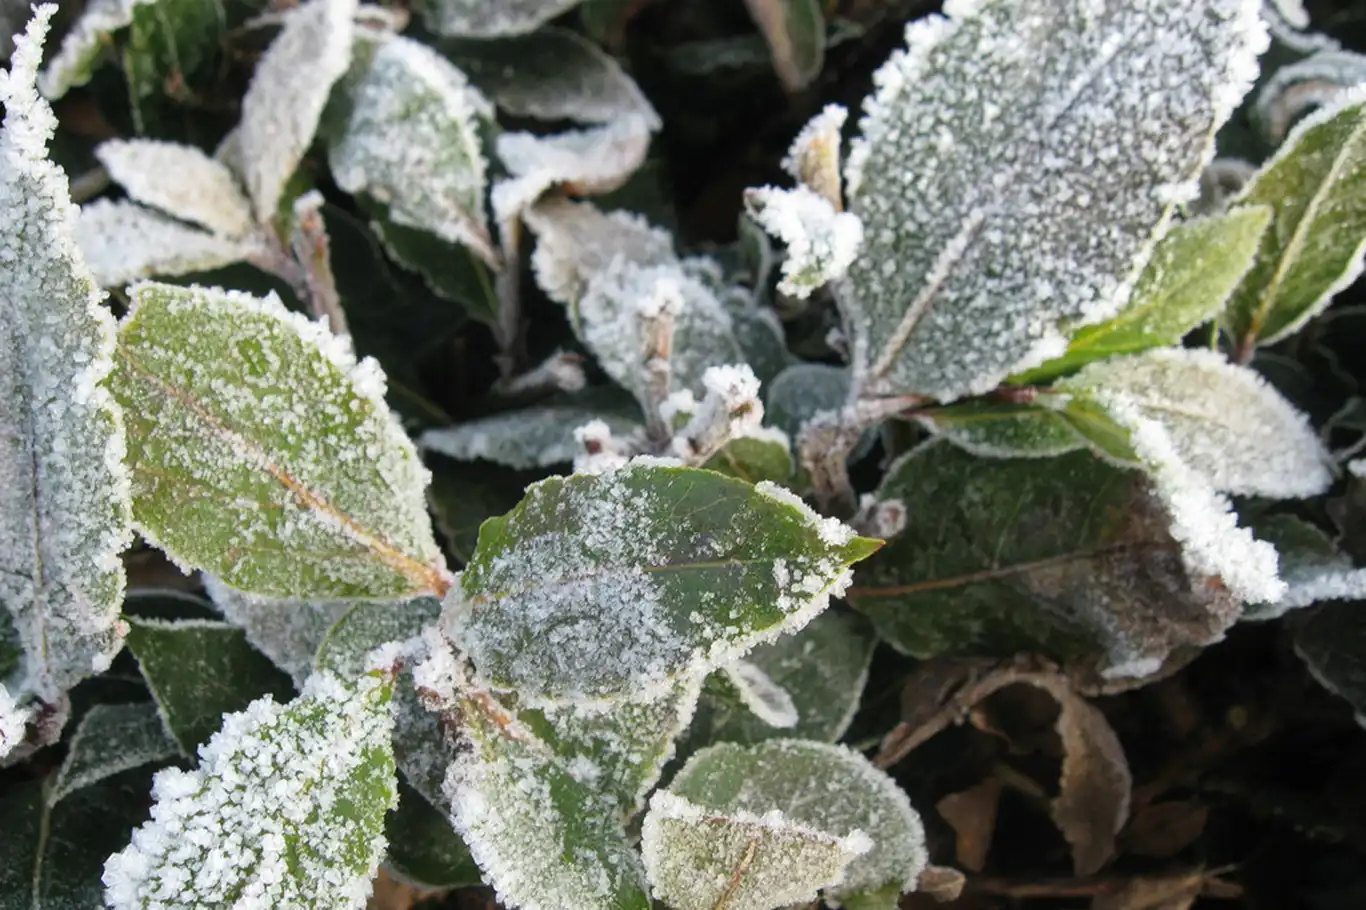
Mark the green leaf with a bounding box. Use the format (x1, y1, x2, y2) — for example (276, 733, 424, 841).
(367, 201, 500, 324)
(1244, 513, 1366, 620)
(103, 671, 398, 909)
(50, 701, 179, 804)
(703, 430, 795, 485)
(455, 461, 879, 707)
(684, 609, 876, 750)
(764, 363, 872, 461)
(426, 458, 535, 566)
(915, 400, 1087, 460)
(1225, 87, 1366, 350)
(842, 0, 1266, 401)
(330, 33, 496, 264)
(1, 10, 133, 706)
(122, 0, 221, 134)
(385, 780, 480, 890)
(1012, 207, 1273, 384)
(848, 441, 1243, 678)
(204, 577, 353, 685)
(743, 0, 825, 93)
(110, 282, 449, 600)
(450, 692, 651, 910)
(1295, 601, 1366, 727)
(0, 767, 160, 910)
(124, 615, 294, 755)
(646, 740, 927, 910)
(421, 394, 646, 470)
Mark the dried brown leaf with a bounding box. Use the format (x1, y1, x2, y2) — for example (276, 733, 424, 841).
(1119, 801, 1209, 859)
(935, 778, 1002, 872)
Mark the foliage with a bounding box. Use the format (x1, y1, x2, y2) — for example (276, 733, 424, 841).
(6, 0, 1366, 907)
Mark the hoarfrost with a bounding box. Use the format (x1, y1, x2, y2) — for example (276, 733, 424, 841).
(102, 672, 397, 910)
(204, 576, 354, 684)
(0, 684, 30, 759)
(524, 198, 674, 306)
(1253, 50, 1366, 144)
(239, 0, 358, 223)
(842, 0, 1268, 401)
(76, 199, 260, 287)
(50, 701, 178, 802)
(1062, 349, 1333, 499)
(422, 0, 583, 37)
(783, 103, 847, 208)
(745, 185, 864, 299)
(0, 6, 133, 704)
(96, 139, 256, 238)
(36, 0, 147, 99)
(721, 659, 798, 729)
(421, 403, 645, 470)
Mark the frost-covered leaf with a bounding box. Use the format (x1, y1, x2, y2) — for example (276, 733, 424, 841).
(641, 789, 869, 910)
(36, 0, 145, 99)
(525, 197, 675, 306)
(704, 429, 795, 485)
(494, 117, 654, 222)
(0, 9, 132, 706)
(1225, 87, 1366, 351)
(1253, 49, 1366, 145)
(1012, 207, 1273, 385)
(0, 683, 30, 758)
(745, 185, 863, 299)
(764, 362, 872, 461)
(447, 690, 651, 910)
(0, 767, 159, 910)
(330, 34, 496, 263)
(1243, 514, 1366, 620)
(452, 460, 879, 707)
(75, 199, 259, 287)
(842, 0, 1267, 401)
(686, 609, 876, 749)
(743, 0, 825, 93)
(50, 701, 178, 804)
(1060, 349, 1333, 498)
(420, 398, 644, 470)
(720, 660, 798, 728)
(783, 103, 847, 209)
(120, 0, 221, 135)
(103, 671, 398, 910)
(204, 576, 353, 684)
(95, 139, 255, 238)
(367, 202, 501, 323)
(110, 282, 449, 600)
(124, 615, 294, 755)
(1295, 601, 1366, 727)
(441, 26, 659, 127)
(239, 0, 357, 224)
(848, 441, 1245, 679)
(915, 400, 1088, 460)
(422, 0, 583, 37)
(654, 740, 928, 908)
(385, 780, 481, 890)
(426, 459, 532, 566)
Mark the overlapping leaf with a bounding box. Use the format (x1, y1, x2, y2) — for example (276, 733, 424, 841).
(420, 395, 645, 470)
(422, 0, 584, 38)
(841, 0, 1267, 400)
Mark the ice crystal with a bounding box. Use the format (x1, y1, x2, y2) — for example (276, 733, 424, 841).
(103, 672, 397, 910)
(0, 6, 132, 704)
(96, 139, 255, 238)
(746, 185, 863, 298)
(523, 198, 675, 306)
(842, 0, 1267, 401)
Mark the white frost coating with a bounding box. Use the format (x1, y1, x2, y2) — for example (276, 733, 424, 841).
(51, 701, 178, 802)
(422, 0, 582, 37)
(641, 790, 871, 910)
(0, 684, 30, 759)
(76, 198, 260, 287)
(0, 7, 133, 704)
(672, 364, 766, 461)
(1275, 568, 1366, 613)
(420, 404, 644, 470)
(722, 659, 798, 728)
(103, 672, 396, 910)
(524, 198, 675, 306)
(784, 103, 847, 184)
(1063, 349, 1333, 499)
(330, 34, 494, 258)
(239, 0, 358, 223)
(571, 419, 636, 475)
(842, 0, 1269, 401)
(36, 0, 147, 99)
(1253, 50, 1366, 144)
(204, 576, 354, 684)
(96, 139, 256, 237)
(1098, 393, 1286, 605)
(1270, 0, 1310, 28)
(746, 185, 864, 299)
(755, 481, 855, 547)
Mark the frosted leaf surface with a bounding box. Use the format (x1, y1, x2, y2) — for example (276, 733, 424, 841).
(0, 683, 30, 759)
(50, 701, 178, 803)
(493, 116, 654, 222)
(420, 401, 644, 469)
(447, 690, 651, 910)
(102, 671, 397, 910)
(1224, 87, 1366, 349)
(75, 199, 259, 287)
(662, 739, 928, 908)
(745, 185, 863, 298)
(35, 0, 146, 99)
(1012, 206, 1273, 385)
(95, 139, 255, 237)
(686, 609, 876, 749)
(0, 8, 133, 705)
(422, 0, 582, 37)
(444, 27, 660, 127)
(330, 34, 494, 259)
(849, 441, 1247, 678)
(1253, 50, 1366, 144)
(238, 0, 357, 224)
(1295, 601, 1366, 727)
(109, 282, 448, 600)
(524, 198, 675, 307)
(1061, 349, 1333, 499)
(1270, 0, 1310, 28)
(452, 461, 879, 707)
(641, 790, 870, 910)
(916, 400, 1089, 460)
(204, 575, 353, 684)
(842, 0, 1268, 401)
(703, 428, 795, 486)
(1243, 514, 1366, 620)
(720, 660, 798, 728)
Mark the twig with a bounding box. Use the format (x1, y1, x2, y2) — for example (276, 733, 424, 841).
(290, 191, 346, 336)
